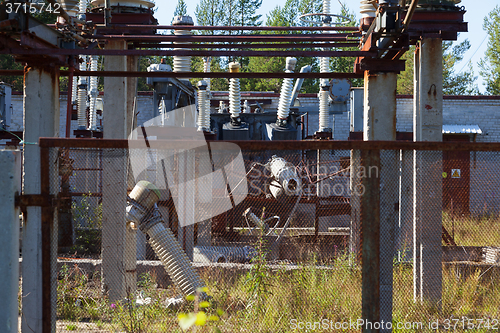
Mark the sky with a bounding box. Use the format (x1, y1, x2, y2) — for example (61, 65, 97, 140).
(153, 0, 498, 94)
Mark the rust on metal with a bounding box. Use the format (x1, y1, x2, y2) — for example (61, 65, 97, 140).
(15, 194, 54, 207)
(93, 24, 360, 31)
(40, 146, 53, 333)
(1, 48, 374, 58)
(130, 42, 361, 49)
(89, 32, 359, 42)
(360, 149, 380, 333)
(38, 138, 500, 152)
(0, 70, 365, 79)
(65, 60, 75, 138)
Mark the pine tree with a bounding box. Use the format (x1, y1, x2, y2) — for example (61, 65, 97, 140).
(235, 0, 263, 27)
(174, 0, 188, 17)
(195, 0, 224, 33)
(479, 6, 500, 95)
(397, 39, 479, 95)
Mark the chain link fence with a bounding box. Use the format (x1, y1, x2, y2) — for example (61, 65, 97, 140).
(33, 139, 500, 332)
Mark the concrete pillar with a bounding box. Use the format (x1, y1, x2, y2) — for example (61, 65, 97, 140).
(126, 56, 139, 136)
(196, 149, 213, 247)
(398, 150, 413, 261)
(349, 149, 362, 262)
(177, 150, 195, 260)
(413, 38, 443, 304)
(22, 66, 60, 333)
(0, 150, 20, 333)
(363, 71, 398, 332)
(102, 40, 135, 301)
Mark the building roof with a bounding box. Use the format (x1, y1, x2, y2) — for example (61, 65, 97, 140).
(442, 124, 482, 134)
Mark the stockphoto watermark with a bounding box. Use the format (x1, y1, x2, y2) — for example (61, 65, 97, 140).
(245, 162, 378, 198)
(290, 318, 424, 331)
(128, 105, 248, 228)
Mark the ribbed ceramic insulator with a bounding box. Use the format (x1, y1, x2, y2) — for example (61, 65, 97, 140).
(79, 0, 87, 15)
(360, 0, 377, 18)
(71, 76, 78, 103)
(318, 90, 330, 131)
(148, 223, 205, 296)
(77, 86, 87, 128)
(88, 56, 98, 130)
(229, 78, 241, 118)
(277, 74, 294, 120)
(197, 90, 210, 131)
(173, 29, 191, 73)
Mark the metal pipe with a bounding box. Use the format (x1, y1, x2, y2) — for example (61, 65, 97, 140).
(38, 137, 500, 152)
(93, 24, 360, 31)
(131, 42, 361, 49)
(86, 33, 359, 41)
(290, 65, 312, 107)
(0, 69, 365, 79)
(2, 48, 372, 58)
(402, 0, 419, 32)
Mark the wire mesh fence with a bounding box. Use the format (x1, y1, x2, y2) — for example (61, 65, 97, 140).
(33, 139, 500, 332)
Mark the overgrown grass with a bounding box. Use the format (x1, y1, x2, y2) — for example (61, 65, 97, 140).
(55, 254, 500, 332)
(442, 211, 500, 246)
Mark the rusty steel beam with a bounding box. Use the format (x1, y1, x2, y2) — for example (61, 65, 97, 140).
(130, 42, 360, 49)
(0, 48, 373, 57)
(94, 24, 360, 32)
(15, 194, 54, 207)
(355, 58, 406, 74)
(0, 70, 364, 79)
(407, 22, 467, 34)
(38, 138, 500, 152)
(87, 33, 359, 42)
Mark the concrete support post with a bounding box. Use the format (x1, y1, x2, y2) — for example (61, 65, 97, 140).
(22, 66, 60, 333)
(196, 149, 213, 247)
(361, 149, 381, 333)
(178, 150, 195, 260)
(0, 150, 20, 333)
(102, 40, 136, 301)
(363, 71, 398, 332)
(350, 149, 362, 262)
(398, 150, 413, 261)
(126, 56, 139, 136)
(413, 38, 443, 304)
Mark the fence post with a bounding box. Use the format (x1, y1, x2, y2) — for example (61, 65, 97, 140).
(361, 148, 381, 333)
(0, 150, 20, 333)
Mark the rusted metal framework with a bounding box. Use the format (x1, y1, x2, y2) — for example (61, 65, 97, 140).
(2, 2, 469, 332)
(0, 1, 467, 79)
